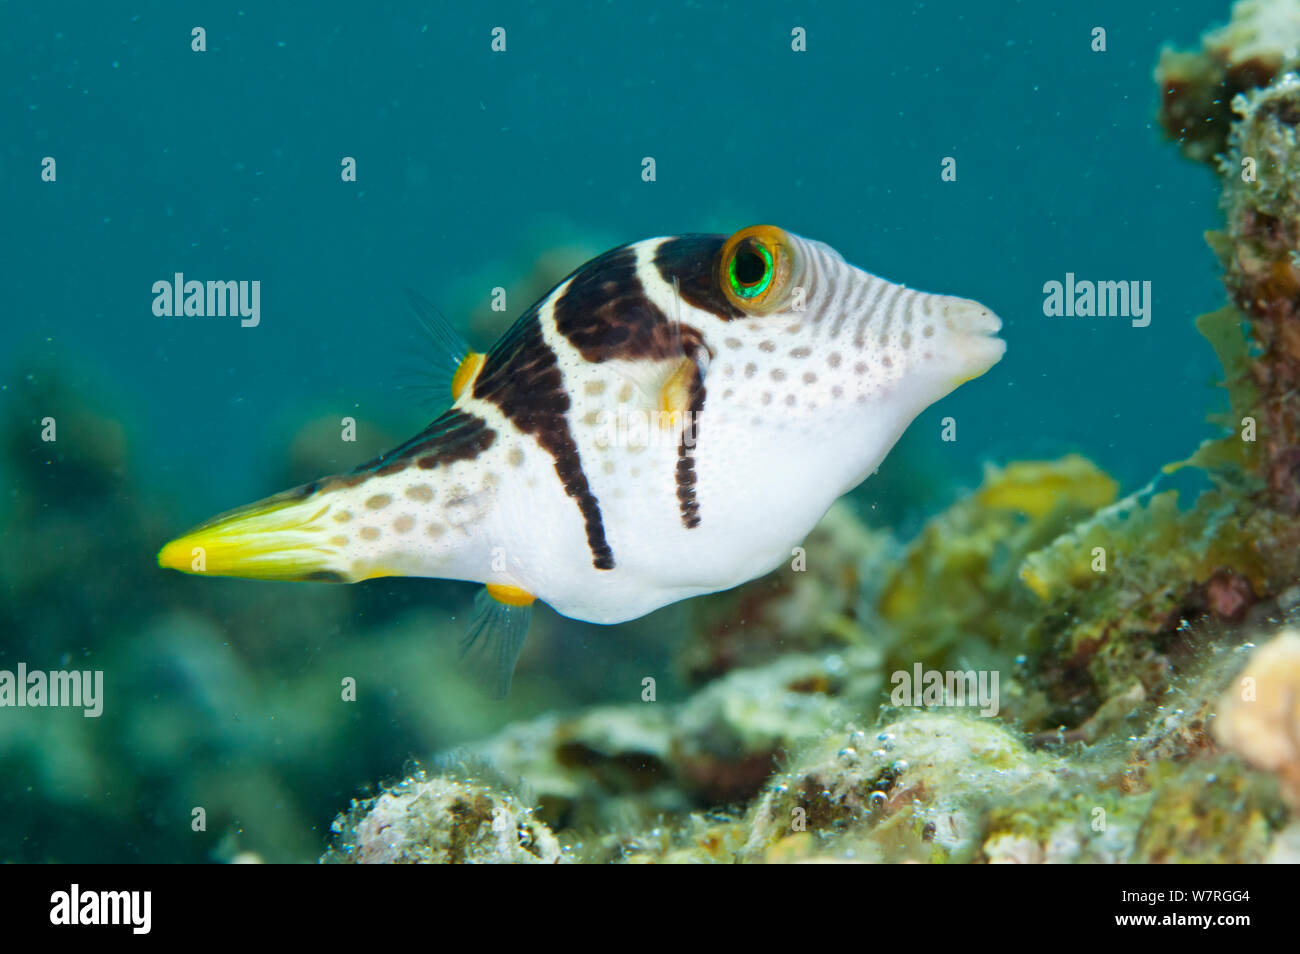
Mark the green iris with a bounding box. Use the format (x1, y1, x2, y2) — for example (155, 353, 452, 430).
(728, 241, 773, 299)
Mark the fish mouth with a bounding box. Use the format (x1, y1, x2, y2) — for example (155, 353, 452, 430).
(939, 297, 1006, 386)
(943, 296, 1003, 339)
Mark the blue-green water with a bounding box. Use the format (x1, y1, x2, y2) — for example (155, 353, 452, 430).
(0, 1, 1241, 861)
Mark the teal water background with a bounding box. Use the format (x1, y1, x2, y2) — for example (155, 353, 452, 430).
(5, 1, 1232, 512)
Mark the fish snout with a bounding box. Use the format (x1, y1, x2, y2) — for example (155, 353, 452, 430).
(930, 295, 1006, 389)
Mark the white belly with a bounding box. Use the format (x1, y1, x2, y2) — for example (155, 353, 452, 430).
(488, 406, 867, 625)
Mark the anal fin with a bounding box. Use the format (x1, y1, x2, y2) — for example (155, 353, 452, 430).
(459, 585, 535, 698)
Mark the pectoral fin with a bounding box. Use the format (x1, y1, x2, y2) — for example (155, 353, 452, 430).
(459, 584, 535, 698)
(403, 288, 485, 403)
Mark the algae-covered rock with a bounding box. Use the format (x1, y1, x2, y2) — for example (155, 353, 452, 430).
(1130, 757, 1286, 863)
(323, 771, 566, 864)
(448, 705, 684, 837)
(430, 647, 885, 857)
(863, 455, 1119, 730)
(1214, 71, 1300, 512)
(670, 649, 883, 804)
(1014, 483, 1259, 733)
(1266, 820, 1300, 861)
(982, 791, 1140, 864)
(743, 713, 1071, 864)
(1156, 0, 1300, 164)
(876, 455, 1116, 669)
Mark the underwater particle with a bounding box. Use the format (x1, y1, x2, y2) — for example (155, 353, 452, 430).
(1212, 629, 1300, 808)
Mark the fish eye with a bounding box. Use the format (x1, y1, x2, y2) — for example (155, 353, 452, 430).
(730, 242, 772, 297)
(720, 225, 793, 314)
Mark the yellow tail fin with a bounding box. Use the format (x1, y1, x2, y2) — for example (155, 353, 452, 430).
(157, 487, 343, 582)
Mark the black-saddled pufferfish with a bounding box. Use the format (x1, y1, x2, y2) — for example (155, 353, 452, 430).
(159, 225, 1005, 695)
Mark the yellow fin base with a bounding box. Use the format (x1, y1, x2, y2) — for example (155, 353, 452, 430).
(452, 351, 486, 401)
(485, 583, 536, 607)
(656, 355, 697, 430)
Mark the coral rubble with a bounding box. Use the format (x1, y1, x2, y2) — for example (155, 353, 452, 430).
(324, 771, 565, 864)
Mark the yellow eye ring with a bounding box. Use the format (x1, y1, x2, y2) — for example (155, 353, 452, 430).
(719, 225, 793, 314)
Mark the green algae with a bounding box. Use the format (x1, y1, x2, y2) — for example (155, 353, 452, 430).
(1130, 757, 1287, 864)
(876, 455, 1117, 669)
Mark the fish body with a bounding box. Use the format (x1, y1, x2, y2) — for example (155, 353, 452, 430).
(159, 226, 1004, 691)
